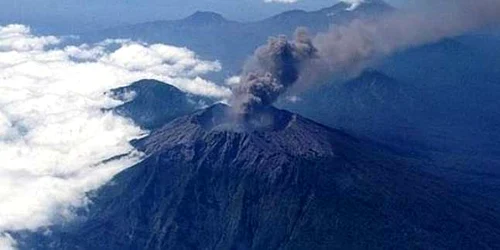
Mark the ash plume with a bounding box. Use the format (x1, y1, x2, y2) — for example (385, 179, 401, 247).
(230, 0, 500, 113)
(230, 28, 317, 113)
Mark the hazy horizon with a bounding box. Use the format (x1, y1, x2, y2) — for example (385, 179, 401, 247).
(0, 0, 408, 34)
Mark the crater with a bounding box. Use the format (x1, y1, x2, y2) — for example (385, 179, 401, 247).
(193, 103, 294, 133)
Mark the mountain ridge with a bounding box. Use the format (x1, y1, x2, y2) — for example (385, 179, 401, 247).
(23, 104, 500, 250)
(109, 79, 211, 130)
(99, 0, 392, 29)
(183, 11, 231, 24)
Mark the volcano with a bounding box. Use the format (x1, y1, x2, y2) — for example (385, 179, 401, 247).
(32, 104, 500, 249)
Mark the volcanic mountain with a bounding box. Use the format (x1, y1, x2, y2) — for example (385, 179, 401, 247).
(109, 79, 210, 130)
(31, 104, 500, 249)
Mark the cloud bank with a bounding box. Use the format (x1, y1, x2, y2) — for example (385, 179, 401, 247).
(0, 24, 228, 244)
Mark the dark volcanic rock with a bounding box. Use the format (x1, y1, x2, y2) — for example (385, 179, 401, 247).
(36, 104, 500, 250)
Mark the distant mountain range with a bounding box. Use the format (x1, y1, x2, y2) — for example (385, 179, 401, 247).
(22, 104, 500, 249)
(82, 0, 393, 78)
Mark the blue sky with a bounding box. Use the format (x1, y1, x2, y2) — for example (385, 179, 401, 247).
(0, 0, 408, 34)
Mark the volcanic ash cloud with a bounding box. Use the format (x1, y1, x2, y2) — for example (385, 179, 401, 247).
(230, 28, 317, 113)
(229, 0, 500, 113)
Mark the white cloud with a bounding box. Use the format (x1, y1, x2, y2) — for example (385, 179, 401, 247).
(0, 24, 229, 247)
(0, 25, 59, 52)
(286, 95, 302, 103)
(224, 76, 241, 86)
(0, 234, 16, 250)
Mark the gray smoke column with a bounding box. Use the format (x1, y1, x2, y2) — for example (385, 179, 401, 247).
(230, 0, 500, 113)
(231, 28, 317, 113)
(311, 0, 500, 79)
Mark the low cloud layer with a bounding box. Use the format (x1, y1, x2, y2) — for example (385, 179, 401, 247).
(0, 234, 16, 250)
(0, 24, 228, 244)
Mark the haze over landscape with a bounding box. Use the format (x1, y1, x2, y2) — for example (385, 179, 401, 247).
(0, 0, 411, 33)
(0, 0, 500, 249)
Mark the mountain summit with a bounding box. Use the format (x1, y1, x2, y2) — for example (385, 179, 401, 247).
(183, 11, 230, 25)
(84, 1, 393, 76)
(32, 104, 500, 250)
